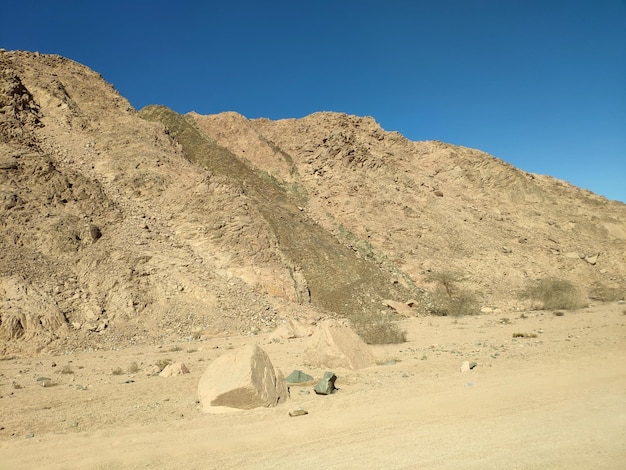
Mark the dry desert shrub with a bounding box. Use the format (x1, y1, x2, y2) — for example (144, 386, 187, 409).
(512, 332, 537, 338)
(426, 271, 480, 316)
(350, 312, 407, 344)
(127, 361, 140, 374)
(155, 359, 172, 372)
(520, 277, 586, 310)
(588, 282, 624, 302)
(111, 367, 123, 376)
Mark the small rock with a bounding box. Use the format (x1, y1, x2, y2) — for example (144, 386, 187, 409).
(3, 193, 18, 209)
(89, 224, 102, 241)
(460, 361, 470, 373)
(314, 371, 337, 395)
(36, 377, 52, 387)
(285, 370, 314, 384)
(289, 408, 309, 417)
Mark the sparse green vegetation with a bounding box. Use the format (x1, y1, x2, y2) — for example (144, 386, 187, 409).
(520, 277, 586, 310)
(337, 224, 377, 261)
(426, 271, 480, 316)
(588, 282, 624, 302)
(350, 312, 407, 344)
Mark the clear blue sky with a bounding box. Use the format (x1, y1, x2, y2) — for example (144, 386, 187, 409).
(2, 1, 625, 202)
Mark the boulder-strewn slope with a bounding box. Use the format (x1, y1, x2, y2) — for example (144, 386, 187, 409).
(1, 50, 624, 353)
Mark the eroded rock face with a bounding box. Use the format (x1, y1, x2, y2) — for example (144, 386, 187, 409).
(197, 344, 288, 412)
(304, 319, 376, 370)
(0, 277, 67, 341)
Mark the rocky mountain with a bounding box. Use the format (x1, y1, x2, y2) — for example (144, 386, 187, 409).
(1, 50, 624, 354)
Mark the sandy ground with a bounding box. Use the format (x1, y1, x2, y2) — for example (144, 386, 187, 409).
(1, 303, 625, 469)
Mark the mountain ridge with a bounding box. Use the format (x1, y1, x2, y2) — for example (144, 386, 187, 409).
(1, 50, 624, 354)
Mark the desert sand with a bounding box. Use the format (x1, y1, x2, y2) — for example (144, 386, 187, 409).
(1, 302, 624, 469)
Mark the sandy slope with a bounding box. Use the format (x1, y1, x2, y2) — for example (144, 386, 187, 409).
(1, 303, 625, 469)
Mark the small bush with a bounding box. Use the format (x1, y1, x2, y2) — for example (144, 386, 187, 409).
(520, 278, 585, 310)
(155, 359, 172, 372)
(127, 362, 140, 374)
(350, 312, 407, 345)
(60, 365, 74, 374)
(111, 367, 123, 376)
(588, 282, 624, 302)
(426, 271, 480, 316)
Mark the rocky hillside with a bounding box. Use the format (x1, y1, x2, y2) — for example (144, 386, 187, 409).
(1, 50, 624, 354)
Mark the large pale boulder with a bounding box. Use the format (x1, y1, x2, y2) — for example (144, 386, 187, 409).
(197, 344, 288, 412)
(304, 319, 376, 370)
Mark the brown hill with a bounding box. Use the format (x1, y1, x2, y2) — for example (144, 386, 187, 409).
(1, 50, 624, 354)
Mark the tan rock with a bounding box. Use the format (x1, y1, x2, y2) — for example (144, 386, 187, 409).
(269, 319, 314, 342)
(159, 362, 189, 377)
(197, 344, 288, 412)
(304, 319, 375, 370)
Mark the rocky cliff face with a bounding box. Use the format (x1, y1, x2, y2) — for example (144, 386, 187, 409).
(1, 50, 624, 354)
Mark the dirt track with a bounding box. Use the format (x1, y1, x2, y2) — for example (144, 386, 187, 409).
(1, 303, 625, 469)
